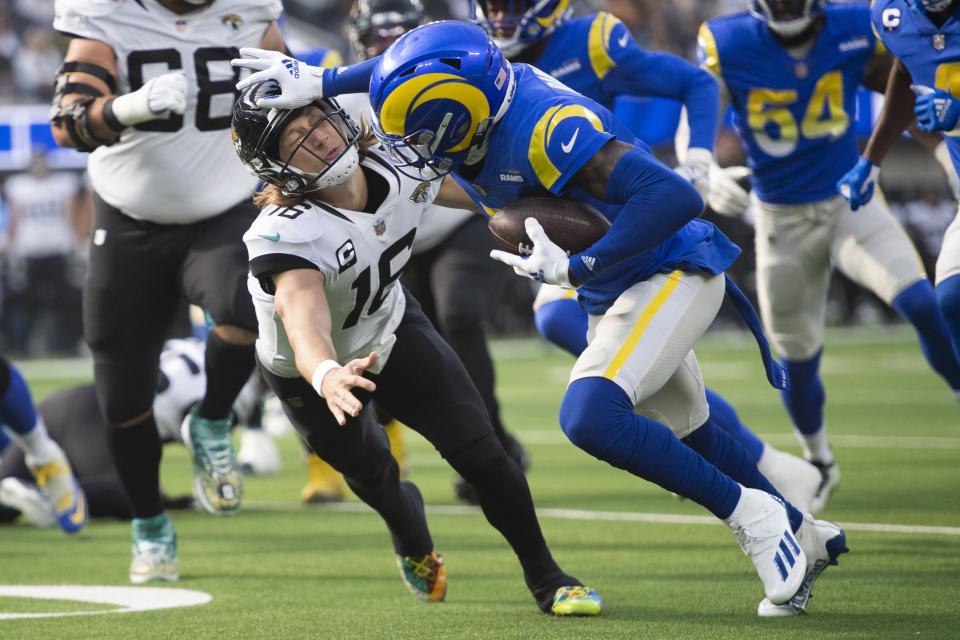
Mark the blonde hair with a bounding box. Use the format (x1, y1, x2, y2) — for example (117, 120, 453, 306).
(252, 116, 378, 209)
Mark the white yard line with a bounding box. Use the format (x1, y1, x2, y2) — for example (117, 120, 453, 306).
(246, 500, 960, 536)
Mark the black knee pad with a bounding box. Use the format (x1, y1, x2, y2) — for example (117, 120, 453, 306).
(304, 427, 395, 483)
(444, 432, 509, 482)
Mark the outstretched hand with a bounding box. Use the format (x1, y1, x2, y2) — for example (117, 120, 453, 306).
(232, 48, 329, 108)
(320, 352, 378, 426)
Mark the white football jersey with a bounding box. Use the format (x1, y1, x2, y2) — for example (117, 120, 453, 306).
(4, 172, 80, 258)
(336, 93, 474, 255)
(152, 337, 260, 441)
(53, 0, 282, 223)
(244, 150, 443, 378)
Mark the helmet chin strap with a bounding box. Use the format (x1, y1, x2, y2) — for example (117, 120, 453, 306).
(315, 146, 360, 190)
(767, 13, 815, 38)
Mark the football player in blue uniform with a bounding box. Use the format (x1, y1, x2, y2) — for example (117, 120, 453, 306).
(837, 0, 960, 376)
(0, 356, 86, 533)
(232, 21, 849, 614)
(701, 0, 960, 515)
(470, 0, 823, 513)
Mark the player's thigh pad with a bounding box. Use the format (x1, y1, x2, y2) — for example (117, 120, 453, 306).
(936, 206, 960, 285)
(570, 271, 723, 436)
(832, 191, 925, 303)
(180, 200, 259, 331)
(754, 197, 834, 361)
(533, 283, 577, 311)
(84, 194, 183, 421)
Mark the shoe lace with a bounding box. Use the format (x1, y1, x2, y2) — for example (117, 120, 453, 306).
(205, 441, 236, 477)
(557, 586, 592, 601)
(732, 524, 756, 556)
(134, 538, 172, 564)
(194, 430, 236, 478)
(404, 554, 437, 580)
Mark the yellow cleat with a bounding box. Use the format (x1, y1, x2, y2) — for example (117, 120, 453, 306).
(550, 586, 604, 616)
(383, 420, 408, 478)
(301, 453, 346, 503)
(396, 549, 447, 603)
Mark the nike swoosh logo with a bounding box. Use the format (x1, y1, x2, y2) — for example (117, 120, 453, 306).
(618, 33, 629, 48)
(258, 233, 281, 242)
(561, 128, 579, 154)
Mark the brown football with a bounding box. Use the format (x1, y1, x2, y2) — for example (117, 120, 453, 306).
(488, 197, 611, 256)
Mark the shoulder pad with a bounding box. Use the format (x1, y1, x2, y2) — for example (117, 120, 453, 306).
(54, 0, 124, 19)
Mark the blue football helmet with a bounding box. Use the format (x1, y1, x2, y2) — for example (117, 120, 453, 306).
(750, 0, 822, 38)
(369, 21, 516, 180)
(907, 0, 954, 12)
(469, 0, 572, 58)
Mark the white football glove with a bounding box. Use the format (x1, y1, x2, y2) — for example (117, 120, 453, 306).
(707, 165, 752, 217)
(232, 48, 328, 109)
(674, 147, 712, 199)
(111, 70, 187, 126)
(489, 218, 575, 289)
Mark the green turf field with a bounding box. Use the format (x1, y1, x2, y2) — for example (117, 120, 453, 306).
(2, 326, 959, 639)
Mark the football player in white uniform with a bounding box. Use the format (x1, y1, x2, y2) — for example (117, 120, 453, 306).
(232, 83, 604, 616)
(343, 0, 529, 505)
(49, 0, 285, 583)
(0, 339, 260, 525)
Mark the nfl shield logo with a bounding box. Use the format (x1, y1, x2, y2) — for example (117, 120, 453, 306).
(175, 20, 188, 32)
(373, 218, 386, 236)
(934, 34, 947, 51)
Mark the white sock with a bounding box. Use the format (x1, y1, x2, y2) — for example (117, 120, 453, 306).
(795, 426, 832, 464)
(8, 417, 58, 466)
(756, 443, 774, 474)
(723, 484, 753, 526)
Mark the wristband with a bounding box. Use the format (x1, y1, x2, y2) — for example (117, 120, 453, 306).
(102, 97, 126, 133)
(311, 360, 341, 398)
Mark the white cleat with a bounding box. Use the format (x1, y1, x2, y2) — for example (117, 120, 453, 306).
(757, 514, 848, 617)
(809, 459, 841, 513)
(726, 488, 807, 605)
(757, 445, 822, 514)
(262, 395, 294, 439)
(0, 477, 56, 528)
(237, 428, 282, 476)
(129, 514, 179, 584)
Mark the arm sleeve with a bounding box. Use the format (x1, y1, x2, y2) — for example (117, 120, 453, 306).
(567, 147, 705, 285)
(324, 57, 380, 96)
(603, 46, 719, 151)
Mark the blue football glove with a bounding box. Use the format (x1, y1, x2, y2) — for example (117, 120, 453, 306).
(836, 156, 880, 211)
(912, 84, 960, 132)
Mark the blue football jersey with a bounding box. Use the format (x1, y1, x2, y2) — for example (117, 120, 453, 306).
(700, 3, 883, 204)
(872, 0, 960, 176)
(532, 12, 718, 149)
(454, 64, 740, 314)
(531, 12, 638, 110)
